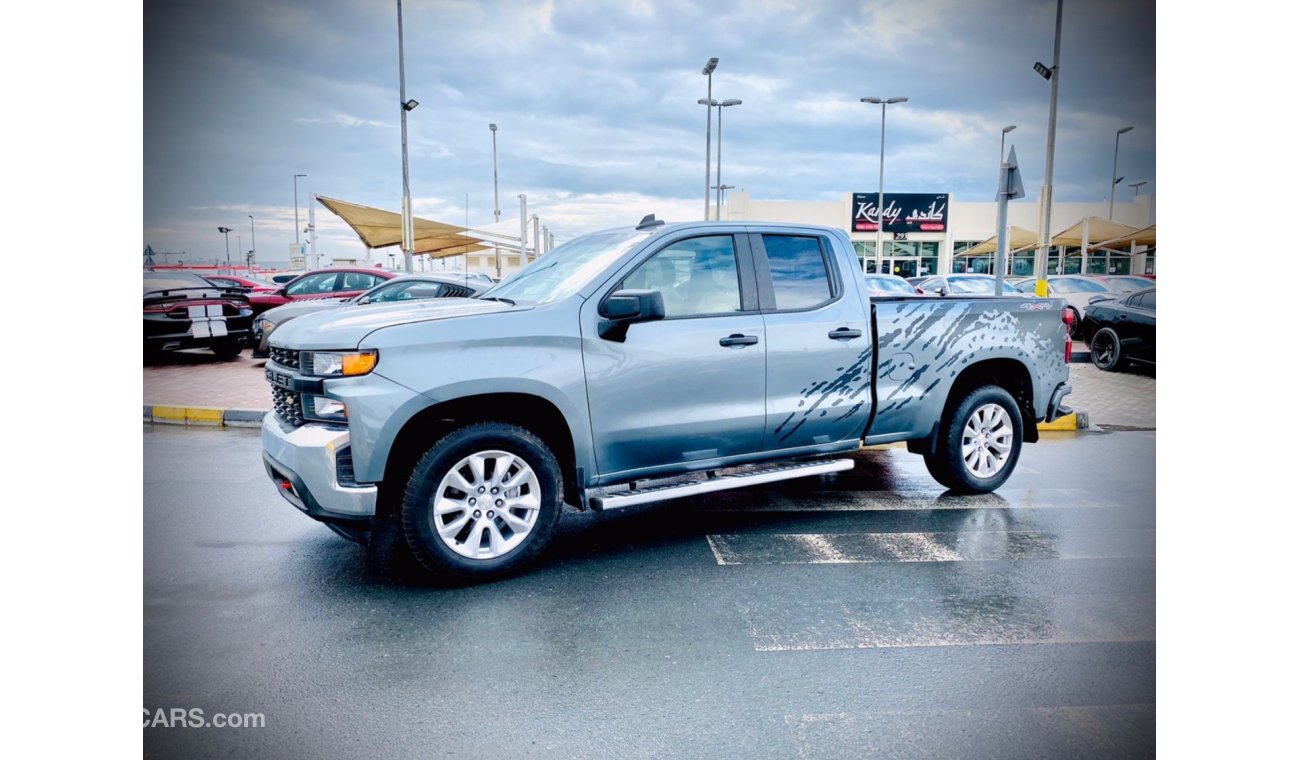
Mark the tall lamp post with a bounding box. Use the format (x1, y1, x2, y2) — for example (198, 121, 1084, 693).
(714, 184, 735, 217)
(861, 96, 908, 274)
(396, 0, 417, 274)
(217, 226, 232, 265)
(293, 174, 307, 244)
(248, 215, 256, 266)
(489, 123, 500, 223)
(714, 99, 741, 220)
(700, 57, 719, 220)
(1128, 180, 1147, 199)
(1109, 125, 1134, 219)
(1000, 125, 1017, 162)
(1033, 0, 1063, 297)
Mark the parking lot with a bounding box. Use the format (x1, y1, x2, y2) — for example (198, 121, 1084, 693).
(144, 422, 1154, 758)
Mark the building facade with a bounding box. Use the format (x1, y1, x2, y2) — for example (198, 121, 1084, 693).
(726, 191, 1156, 278)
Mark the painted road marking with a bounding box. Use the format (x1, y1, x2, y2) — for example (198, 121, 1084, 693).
(786, 704, 1154, 759)
(696, 487, 1115, 512)
(741, 593, 1155, 651)
(706, 528, 1155, 565)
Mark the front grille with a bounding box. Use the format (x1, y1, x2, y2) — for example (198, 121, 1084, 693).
(270, 346, 300, 369)
(335, 446, 357, 486)
(272, 386, 305, 428)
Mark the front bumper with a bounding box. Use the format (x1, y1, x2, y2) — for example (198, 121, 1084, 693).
(260, 413, 377, 524)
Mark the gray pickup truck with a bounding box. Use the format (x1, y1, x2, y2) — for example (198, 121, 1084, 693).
(261, 217, 1072, 581)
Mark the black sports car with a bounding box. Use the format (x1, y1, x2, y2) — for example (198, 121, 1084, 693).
(144, 271, 254, 359)
(1082, 287, 1155, 371)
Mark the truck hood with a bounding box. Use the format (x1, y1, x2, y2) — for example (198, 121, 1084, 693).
(268, 297, 516, 349)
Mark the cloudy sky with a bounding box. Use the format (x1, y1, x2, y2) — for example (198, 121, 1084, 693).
(144, 0, 1155, 265)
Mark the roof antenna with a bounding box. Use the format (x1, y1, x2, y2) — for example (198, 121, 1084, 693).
(637, 214, 665, 230)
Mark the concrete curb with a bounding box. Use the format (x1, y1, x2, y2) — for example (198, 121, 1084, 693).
(144, 405, 268, 428)
(144, 404, 1089, 432)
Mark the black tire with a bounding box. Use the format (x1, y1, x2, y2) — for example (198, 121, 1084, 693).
(1090, 327, 1122, 372)
(400, 422, 563, 582)
(1066, 307, 1081, 338)
(211, 337, 243, 360)
(924, 385, 1024, 494)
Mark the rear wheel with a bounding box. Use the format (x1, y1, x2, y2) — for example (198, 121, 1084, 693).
(1066, 307, 1081, 337)
(924, 385, 1024, 494)
(1090, 327, 1122, 371)
(401, 422, 562, 582)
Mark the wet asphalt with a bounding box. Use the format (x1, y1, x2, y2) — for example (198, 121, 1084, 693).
(144, 425, 1155, 759)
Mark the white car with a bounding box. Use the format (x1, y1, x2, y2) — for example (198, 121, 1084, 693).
(1013, 275, 1112, 335)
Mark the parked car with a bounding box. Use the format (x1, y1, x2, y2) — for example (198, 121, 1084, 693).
(1095, 275, 1156, 294)
(863, 274, 922, 297)
(915, 274, 998, 296)
(261, 219, 1073, 581)
(204, 274, 279, 293)
(1082, 287, 1155, 371)
(248, 268, 399, 316)
(252, 274, 487, 358)
(267, 272, 302, 285)
(143, 271, 253, 359)
(1012, 275, 1111, 335)
(431, 270, 496, 287)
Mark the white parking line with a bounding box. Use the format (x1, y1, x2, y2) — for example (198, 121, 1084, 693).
(707, 529, 1155, 565)
(741, 593, 1155, 651)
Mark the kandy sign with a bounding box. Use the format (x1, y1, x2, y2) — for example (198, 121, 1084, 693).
(852, 193, 950, 233)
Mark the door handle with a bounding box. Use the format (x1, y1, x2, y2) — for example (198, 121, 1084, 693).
(1118, 315, 1128, 320)
(719, 334, 759, 347)
(828, 327, 863, 340)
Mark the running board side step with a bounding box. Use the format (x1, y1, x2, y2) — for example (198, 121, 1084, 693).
(588, 459, 855, 511)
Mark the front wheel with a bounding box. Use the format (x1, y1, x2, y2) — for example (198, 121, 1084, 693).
(924, 385, 1024, 494)
(401, 422, 563, 582)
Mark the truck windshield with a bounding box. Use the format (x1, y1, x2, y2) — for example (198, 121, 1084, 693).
(482, 231, 649, 305)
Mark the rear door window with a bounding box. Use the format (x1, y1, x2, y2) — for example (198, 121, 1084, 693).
(761, 235, 834, 310)
(285, 272, 339, 295)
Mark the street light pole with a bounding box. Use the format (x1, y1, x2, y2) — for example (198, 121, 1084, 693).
(293, 174, 307, 244)
(1033, 0, 1063, 296)
(1128, 180, 1147, 199)
(1109, 125, 1134, 219)
(489, 123, 500, 223)
(217, 226, 232, 266)
(714, 99, 741, 220)
(1001, 125, 1016, 163)
(248, 214, 256, 265)
(396, 0, 417, 274)
(701, 57, 718, 221)
(861, 96, 908, 274)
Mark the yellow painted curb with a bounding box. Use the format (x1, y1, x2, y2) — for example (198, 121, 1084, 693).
(151, 406, 188, 424)
(185, 407, 224, 425)
(1037, 412, 1078, 431)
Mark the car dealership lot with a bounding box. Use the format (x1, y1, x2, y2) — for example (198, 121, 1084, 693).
(145, 425, 1153, 759)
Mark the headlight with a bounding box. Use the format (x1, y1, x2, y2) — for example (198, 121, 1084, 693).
(254, 318, 275, 332)
(302, 395, 347, 423)
(304, 350, 378, 377)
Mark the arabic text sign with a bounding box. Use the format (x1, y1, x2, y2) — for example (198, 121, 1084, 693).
(852, 193, 950, 233)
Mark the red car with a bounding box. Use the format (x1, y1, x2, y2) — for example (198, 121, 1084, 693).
(204, 274, 280, 293)
(248, 268, 397, 315)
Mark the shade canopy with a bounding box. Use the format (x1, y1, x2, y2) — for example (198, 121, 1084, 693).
(959, 226, 1040, 256)
(1050, 216, 1140, 248)
(1092, 223, 1156, 249)
(316, 196, 490, 258)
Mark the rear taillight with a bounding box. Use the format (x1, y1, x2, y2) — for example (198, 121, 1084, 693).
(1061, 307, 1075, 363)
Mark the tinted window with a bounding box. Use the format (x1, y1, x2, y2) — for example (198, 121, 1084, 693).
(341, 272, 382, 291)
(864, 276, 913, 295)
(621, 235, 741, 318)
(285, 272, 338, 295)
(763, 235, 833, 309)
(1131, 290, 1155, 310)
(143, 271, 212, 294)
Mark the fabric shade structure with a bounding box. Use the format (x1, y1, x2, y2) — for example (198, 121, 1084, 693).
(958, 226, 1040, 256)
(315, 195, 491, 258)
(1091, 223, 1156, 250)
(1050, 216, 1142, 252)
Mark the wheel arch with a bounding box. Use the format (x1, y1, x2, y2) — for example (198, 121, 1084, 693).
(907, 357, 1038, 455)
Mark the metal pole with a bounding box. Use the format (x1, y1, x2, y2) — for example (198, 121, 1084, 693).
(875, 103, 886, 275)
(715, 104, 723, 220)
(1033, 0, 1063, 296)
(1109, 127, 1132, 220)
(703, 62, 714, 220)
(221, 229, 230, 264)
(515, 194, 526, 279)
(308, 195, 318, 268)
(248, 215, 256, 265)
(293, 174, 306, 244)
(490, 124, 500, 222)
(532, 215, 540, 262)
(397, 0, 414, 274)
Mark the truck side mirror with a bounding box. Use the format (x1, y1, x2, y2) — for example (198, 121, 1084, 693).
(598, 289, 666, 341)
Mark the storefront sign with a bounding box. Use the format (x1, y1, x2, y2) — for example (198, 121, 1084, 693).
(852, 193, 950, 233)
